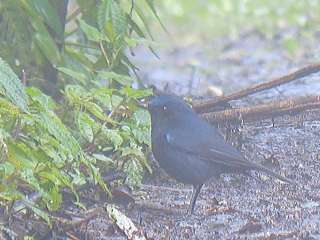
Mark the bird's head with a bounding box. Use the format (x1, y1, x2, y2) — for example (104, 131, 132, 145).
(145, 95, 194, 122)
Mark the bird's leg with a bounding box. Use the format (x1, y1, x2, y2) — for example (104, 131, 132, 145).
(173, 184, 203, 226)
(187, 184, 203, 215)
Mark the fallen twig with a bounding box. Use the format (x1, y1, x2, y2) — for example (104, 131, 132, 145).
(106, 204, 146, 240)
(53, 207, 104, 231)
(201, 96, 320, 124)
(66, 231, 81, 240)
(257, 230, 300, 240)
(193, 63, 320, 112)
(135, 200, 186, 215)
(140, 184, 190, 193)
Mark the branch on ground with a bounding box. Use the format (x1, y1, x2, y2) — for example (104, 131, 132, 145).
(201, 95, 320, 124)
(193, 63, 320, 112)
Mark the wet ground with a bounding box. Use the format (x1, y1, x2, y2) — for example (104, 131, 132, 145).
(84, 30, 320, 239)
(128, 112, 320, 239)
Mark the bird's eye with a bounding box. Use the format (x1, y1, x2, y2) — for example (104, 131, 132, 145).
(163, 105, 167, 111)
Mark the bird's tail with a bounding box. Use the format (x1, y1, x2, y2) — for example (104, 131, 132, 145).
(253, 163, 296, 185)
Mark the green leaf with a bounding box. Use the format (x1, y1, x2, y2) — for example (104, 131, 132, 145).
(0, 57, 28, 112)
(0, 98, 20, 118)
(132, 128, 150, 146)
(111, 94, 123, 108)
(131, 5, 154, 40)
(65, 47, 94, 70)
(98, 71, 134, 85)
(78, 19, 107, 42)
(26, 87, 56, 110)
(45, 185, 62, 211)
(0, 162, 15, 177)
(92, 153, 113, 164)
(7, 141, 37, 170)
(101, 126, 123, 149)
(133, 109, 150, 127)
(84, 102, 106, 121)
(64, 84, 89, 105)
(22, 199, 52, 226)
(20, 168, 41, 190)
(77, 112, 94, 142)
(123, 159, 143, 187)
(57, 67, 87, 84)
(33, 23, 61, 65)
(19, 1, 61, 64)
(69, 169, 86, 186)
(85, 161, 111, 196)
(98, 0, 114, 38)
(120, 86, 152, 99)
(145, 0, 168, 33)
(47, 113, 81, 156)
(90, 88, 113, 110)
(0, 187, 23, 202)
(29, 0, 64, 39)
(98, 0, 127, 43)
(0, 135, 8, 163)
(122, 146, 152, 174)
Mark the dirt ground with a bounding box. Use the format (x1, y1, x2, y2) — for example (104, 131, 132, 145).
(81, 31, 320, 239)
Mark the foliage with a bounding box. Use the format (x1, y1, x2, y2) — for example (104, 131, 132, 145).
(0, 62, 152, 225)
(159, 0, 320, 36)
(0, 0, 160, 90)
(0, 0, 159, 227)
(157, 0, 320, 54)
(0, 57, 28, 112)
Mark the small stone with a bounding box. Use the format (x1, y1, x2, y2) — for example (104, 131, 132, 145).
(238, 220, 262, 234)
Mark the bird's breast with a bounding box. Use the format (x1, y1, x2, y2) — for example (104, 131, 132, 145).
(151, 132, 215, 185)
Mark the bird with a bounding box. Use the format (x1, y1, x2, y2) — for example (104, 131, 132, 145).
(145, 94, 293, 215)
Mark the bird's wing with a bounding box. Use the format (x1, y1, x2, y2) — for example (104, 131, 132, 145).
(165, 124, 260, 170)
(163, 116, 294, 184)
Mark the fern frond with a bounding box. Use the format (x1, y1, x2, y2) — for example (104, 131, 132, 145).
(0, 57, 28, 112)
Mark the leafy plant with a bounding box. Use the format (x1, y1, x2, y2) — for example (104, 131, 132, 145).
(0, 0, 160, 230)
(0, 0, 160, 92)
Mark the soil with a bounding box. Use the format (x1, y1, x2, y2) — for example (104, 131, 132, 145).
(80, 30, 320, 239)
(5, 30, 318, 240)
(72, 31, 320, 240)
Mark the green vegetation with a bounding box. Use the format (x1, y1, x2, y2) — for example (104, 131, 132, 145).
(0, 0, 158, 227)
(0, 0, 319, 233)
(158, 0, 320, 37)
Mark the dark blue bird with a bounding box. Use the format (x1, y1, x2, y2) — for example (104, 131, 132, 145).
(147, 95, 292, 214)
